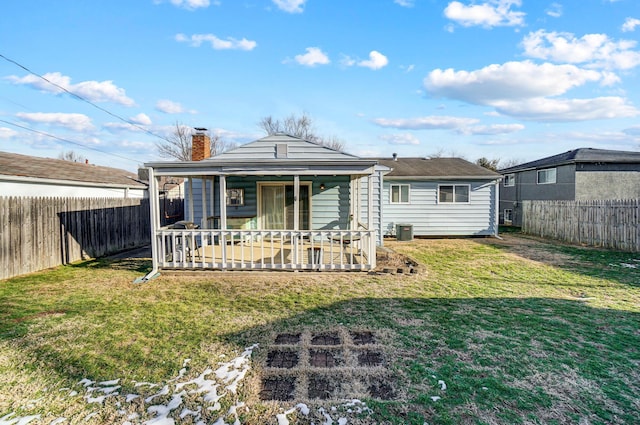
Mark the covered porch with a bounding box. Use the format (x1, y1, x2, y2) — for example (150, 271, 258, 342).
(145, 134, 379, 273)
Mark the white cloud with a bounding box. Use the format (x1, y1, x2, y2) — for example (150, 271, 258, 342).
(622, 17, 640, 33)
(373, 116, 479, 130)
(379, 133, 421, 145)
(168, 0, 210, 9)
(154, 0, 210, 10)
(16, 112, 94, 132)
(155, 99, 185, 114)
(522, 30, 640, 70)
(175, 33, 257, 50)
(130, 113, 152, 126)
(459, 123, 525, 135)
(294, 47, 330, 67)
(340, 55, 356, 67)
(424, 61, 604, 104)
(623, 126, 640, 136)
(444, 0, 525, 28)
(0, 127, 18, 138)
(394, 0, 415, 7)
(273, 0, 306, 13)
(493, 97, 639, 122)
(6, 72, 135, 106)
(545, 2, 562, 18)
(358, 51, 389, 70)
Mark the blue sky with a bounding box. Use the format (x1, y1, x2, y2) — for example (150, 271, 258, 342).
(1, 0, 639, 172)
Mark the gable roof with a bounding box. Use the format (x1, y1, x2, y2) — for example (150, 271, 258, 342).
(209, 134, 361, 162)
(0, 151, 146, 188)
(499, 148, 640, 173)
(376, 157, 500, 180)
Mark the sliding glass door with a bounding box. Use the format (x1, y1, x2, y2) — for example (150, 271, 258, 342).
(260, 183, 310, 230)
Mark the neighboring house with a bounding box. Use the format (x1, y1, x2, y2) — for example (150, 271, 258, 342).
(376, 156, 501, 237)
(498, 148, 640, 226)
(0, 151, 147, 198)
(144, 133, 380, 273)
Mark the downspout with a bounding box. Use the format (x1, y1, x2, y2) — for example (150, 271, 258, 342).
(137, 166, 161, 282)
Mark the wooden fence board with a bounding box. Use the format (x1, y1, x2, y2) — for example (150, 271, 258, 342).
(0, 197, 151, 280)
(522, 199, 640, 252)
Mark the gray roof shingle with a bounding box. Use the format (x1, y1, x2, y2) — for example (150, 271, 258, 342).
(376, 157, 500, 179)
(0, 151, 146, 187)
(499, 148, 640, 173)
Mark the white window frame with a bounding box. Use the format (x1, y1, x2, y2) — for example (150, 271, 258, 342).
(503, 173, 515, 187)
(390, 184, 410, 204)
(438, 184, 471, 204)
(504, 209, 513, 224)
(537, 168, 557, 185)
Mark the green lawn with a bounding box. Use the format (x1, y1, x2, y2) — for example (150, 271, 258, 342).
(0, 235, 638, 424)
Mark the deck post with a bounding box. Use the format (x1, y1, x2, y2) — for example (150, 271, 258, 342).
(220, 175, 227, 267)
(293, 175, 299, 267)
(148, 167, 160, 272)
(367, 173, 375, 269)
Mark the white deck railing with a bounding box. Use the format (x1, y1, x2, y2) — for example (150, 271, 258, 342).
(154, 229, 376, 271)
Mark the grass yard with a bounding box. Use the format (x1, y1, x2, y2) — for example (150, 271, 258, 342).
(0, 234, 639, 424)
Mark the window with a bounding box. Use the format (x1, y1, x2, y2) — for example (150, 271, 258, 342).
(503, 173, 515, 187)
(504, 209, 513, 224)
(537, 168, 557, 184)
(390, 184, 410, 204)
(226, 188, 245, 206)
(438, 185, 470, 203)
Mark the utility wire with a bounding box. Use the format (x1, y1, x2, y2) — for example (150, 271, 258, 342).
(0, 53, 172, 143)
(0, 119, 141, 165)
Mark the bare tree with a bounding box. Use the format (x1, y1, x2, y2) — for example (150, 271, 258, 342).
(498, 158, 524, 170)
(156, 122, 236, 160)
(475, 157, 501, 171)
(258, 112, 345, 152)
(58, 150, 87, 163)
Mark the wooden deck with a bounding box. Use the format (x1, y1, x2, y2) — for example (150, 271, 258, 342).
(155, 229, 375, 271)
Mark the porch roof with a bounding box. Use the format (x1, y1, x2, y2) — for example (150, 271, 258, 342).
(145, 134, 378, 177)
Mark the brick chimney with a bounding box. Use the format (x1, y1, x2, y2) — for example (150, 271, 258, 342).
(191, 128, 210, 161)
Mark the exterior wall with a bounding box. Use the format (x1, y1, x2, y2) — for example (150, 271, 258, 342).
(575, 170, 640, 200)
(185, 176, 352, 230)
(382, 179, 498, 236)
(0, 179, 146, 199)
(500, 164, 575, 226)
(359, 169, 384, 246)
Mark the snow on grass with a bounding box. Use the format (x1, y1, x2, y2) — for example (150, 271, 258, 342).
(1, 345, 259, 425)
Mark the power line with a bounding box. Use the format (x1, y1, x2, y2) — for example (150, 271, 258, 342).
(0, 52, 172, 144)
(0, 119, 142, 165)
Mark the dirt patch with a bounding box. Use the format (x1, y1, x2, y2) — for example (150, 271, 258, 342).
(274, 333, 301, 345)
(311, 333, 340, 346)
(259, 376, 296, 401)
(309, 350, 342, 367)
(267, 350, 299, 368)
(351, 331, 375, 345)
(481, 234, 577, 267)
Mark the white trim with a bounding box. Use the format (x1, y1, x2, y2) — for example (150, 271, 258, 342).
(0, 173, 145, 190)
(437, 184, 471, 204)
(389, 183, 410, 204)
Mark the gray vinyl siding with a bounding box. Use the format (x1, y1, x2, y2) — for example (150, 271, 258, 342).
(185, 176, 352, 230)
(382, 180, 497, 236)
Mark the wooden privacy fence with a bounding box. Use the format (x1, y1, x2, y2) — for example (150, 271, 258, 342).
(0, 197, 151, 280)
(522, 199, 640, 252)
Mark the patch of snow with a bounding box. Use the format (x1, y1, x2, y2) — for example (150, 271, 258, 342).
(49, 418, 66, 425)
(430, 396, 441, 402)
(78, 379, 94, 388)
(98, 379, 120, 386)
(126, 394, 140, 403)
(145, 385, 170, 403)
(438, 379, 447, 391)
(145, 391, 185, 425)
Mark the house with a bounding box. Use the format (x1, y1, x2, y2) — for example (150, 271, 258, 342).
(144, 132, 380, 273)
(498, 148, 640, 226)
(376, 155, 501, 237)
(0, 151, 147, 198)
